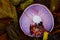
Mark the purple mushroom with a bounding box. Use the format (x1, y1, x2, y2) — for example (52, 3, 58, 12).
(19, 4, 54, 37)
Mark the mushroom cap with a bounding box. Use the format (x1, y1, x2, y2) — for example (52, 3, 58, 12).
(19, 4, 54, 37)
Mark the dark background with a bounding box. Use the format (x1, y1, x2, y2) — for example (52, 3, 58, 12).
(0, 0, 60, 40)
